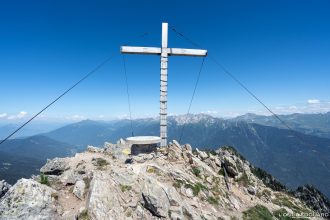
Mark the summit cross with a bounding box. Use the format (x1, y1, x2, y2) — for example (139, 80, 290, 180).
(121, 22, 207, 147)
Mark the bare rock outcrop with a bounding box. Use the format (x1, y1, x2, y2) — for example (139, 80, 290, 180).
(294, 185, 330, 217)
(0, 140, 326, 219)
(0, 180, 10, 199)
(141, 177, 170, 218)
(87, 172, 123, 219)
(40, 157, 69, 175)
(0, 179, 59, 219)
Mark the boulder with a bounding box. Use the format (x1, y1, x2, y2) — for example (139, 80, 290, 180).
(87, 172, 124, 219)
(192, 157, 218, 177)
(40, 157, 68, 175)
(182, 204, 199, 220)
(185, 188, 194, 198)
(0, 179, 59, 219)
(166, 186, 182, 206)
(169, 206, 183, 220)
(182, 144, 192, 153)
(202, 212, 218, 220)
(132, 153, 154, 163)
(247, 185, 256, 195)
(141, 177, 170, 218)
(173, 140, 181, 148)
(223, 156, 238, 177)
(87, 145, 103, 153)
(204, 158, 218, 170)
(112, 168, 138, 186)
(228, 195, 240, 210)
(196, 148, 208, 160)
(206, 176, 213, 184)
(0, 180, 11, 199)
(61, 170, 77, 185)
(167, 142, 183, 161)
(73, 180, 86, 200)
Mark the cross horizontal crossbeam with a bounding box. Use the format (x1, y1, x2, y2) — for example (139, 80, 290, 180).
(121, 46, 207, 57)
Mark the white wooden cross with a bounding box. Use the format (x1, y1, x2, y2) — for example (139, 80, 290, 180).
(121, 23, 207, 147)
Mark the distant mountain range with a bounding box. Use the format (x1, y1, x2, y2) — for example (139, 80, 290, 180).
(1, 112, 330, 199)
(233, 112, 330, 138)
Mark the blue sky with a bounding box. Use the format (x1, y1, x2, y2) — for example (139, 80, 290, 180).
(0, 0, 329, 123)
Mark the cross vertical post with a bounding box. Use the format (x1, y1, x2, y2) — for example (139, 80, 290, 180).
(121, 22, 207, 148)
(160, 23, 168, 147)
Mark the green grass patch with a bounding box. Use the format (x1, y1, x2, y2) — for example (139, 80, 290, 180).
(218, 168, 225, 176)
(95, 158, 109, 167)
(242, 205, 273, 220)
(272, 193, 309, 214)
(192, 167, 201, 177)
(185, 182, 208, 196)
(39, 173, 50, 186)
(120, 184, 132, 192)
(207, 196, 219, 205)
(78, 209, 90, 220)
(173, 179, 185, 188)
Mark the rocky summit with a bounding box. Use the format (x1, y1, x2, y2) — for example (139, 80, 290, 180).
(0, 140, 329, 220)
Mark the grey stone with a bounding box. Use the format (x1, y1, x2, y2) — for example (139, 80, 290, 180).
(183, 144, 192, 152)
(247, 185, 256, 195)
(166, 186, 182, 206)
(0, 180, 11, 199)
(61, 170, 77, 185)
(196, 148, 208, 160)
(0, 179, 59, 219)
(206, 176, 213, 184)
(73, 180, 86, 200)
(202, 213, 218, 220)
(87, 145, 103, 153)
(182, 204, 200, 220)
(169, 206, 183, 220)
(229, 195, 240, 210)
(141, 177, 170, 218)
(226, 166, 238, 177)
(185, 188, 194, 198)
(112, 168, 138, 186)
(167, 142, 183, 161)
(143, 153, 154, 161)
(204, 158, 218, 170)
(87, 172, 124, 219)
(173, 140, 181, 149)
(132, 155, 145, 163)
(40, 157, 68, 175)
(223, 156, 238, 177)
